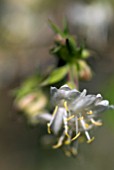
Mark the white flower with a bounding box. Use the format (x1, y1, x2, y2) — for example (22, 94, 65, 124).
(47, 84, 114, 156)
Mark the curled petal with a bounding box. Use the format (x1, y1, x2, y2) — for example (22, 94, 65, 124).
(70, 95, 96, 113)
(51, 85, 80, 106)
(96, 100, 109, 106)
(60, 84, 71, 90)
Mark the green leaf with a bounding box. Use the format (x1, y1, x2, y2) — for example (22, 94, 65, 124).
(41, 65, 69, 86)
(48, 19, 63, 35)
(63, 18, 69, 35)
(12, 75, 42, 99)
(51, 46, 61, 54)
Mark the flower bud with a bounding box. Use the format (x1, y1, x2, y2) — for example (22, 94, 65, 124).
(78, 60, 92, 80)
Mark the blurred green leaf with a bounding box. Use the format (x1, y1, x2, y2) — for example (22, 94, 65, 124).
(49, 20, 91, 64)
(13, 74, 42, 99)
(63, 18, 69, 35)
(51, 46, 61, 54)
(48, 19, 63, 35)
(41, 65, 69, 86)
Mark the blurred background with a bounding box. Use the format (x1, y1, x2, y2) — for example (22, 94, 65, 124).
(0, 0, 114, 170)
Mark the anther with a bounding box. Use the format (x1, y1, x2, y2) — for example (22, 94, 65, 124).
(64, 139, 71, 145)
(71, 132, 81, 141)
(87, 110, 93, 115)
(47, 105, 58, 134)
(91, 118, 103, 126)
(85, 123, 89, 128)
(64, 101, 69, 111)
(85, 131, 94, 143)
(47, 123, 51, 134)
(52, 142, 62, 149)
(66, 115, 75, 121)
(78, 116, 84, 121)
(87, 137, 95, 144)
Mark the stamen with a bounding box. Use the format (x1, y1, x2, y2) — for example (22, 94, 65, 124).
(66, 115, 75, 121)
(53, 132, 65, 149)
(87, 110, 93, 115)
(78, 116, 84, 121)
(71, 132, 81, 141)
(85, 123, 89, 128)
(47, 105, 58, 134)
(85, 131, 95, 143)
(53, 106, 58, 116)
(91, 118, 102, 126)
(87, 137, 95, 144)
(47, 123, 51, 134)
(52, 141, 62, 149)
(65, 131, 71, 139)
(63, 110, 70, 138)
(64, 139, 71, 145)
(79, 116, 94, 143)
(64, 101, 69, 111)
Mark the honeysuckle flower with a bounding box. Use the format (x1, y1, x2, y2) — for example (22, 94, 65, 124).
(47, 84, 114, 156)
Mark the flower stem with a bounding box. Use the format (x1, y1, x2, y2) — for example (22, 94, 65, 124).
(67, 64, 79, 90)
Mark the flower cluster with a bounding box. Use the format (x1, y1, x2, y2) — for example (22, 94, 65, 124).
(47, 85, 114, 156)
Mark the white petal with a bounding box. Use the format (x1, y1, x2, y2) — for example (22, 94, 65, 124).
(81, 89, 87, 97)
(70, 95, 96, 113)
(60, 84, 71, 90)
(96, 100, 109, 106)
(96, 94, 102, 98)
(50, 87, 57, 96)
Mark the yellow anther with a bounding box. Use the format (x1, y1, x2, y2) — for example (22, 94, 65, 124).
(85, 123, 89, 128)
(91, 119, 103, 126)
(64, 139, 71, 145)
(87, 110, 93, 115)
(64, 101, 69, 111)
(66, 115, 75, 121)
(71, 132, 81, 141)
(47, 123, 51, 134)
(93, 121, 102, 126)
(87, 137, 95, 144)
(78, 116, 84, 121)
(52, 142, 62, 149)
(47, 105, 58, 134)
